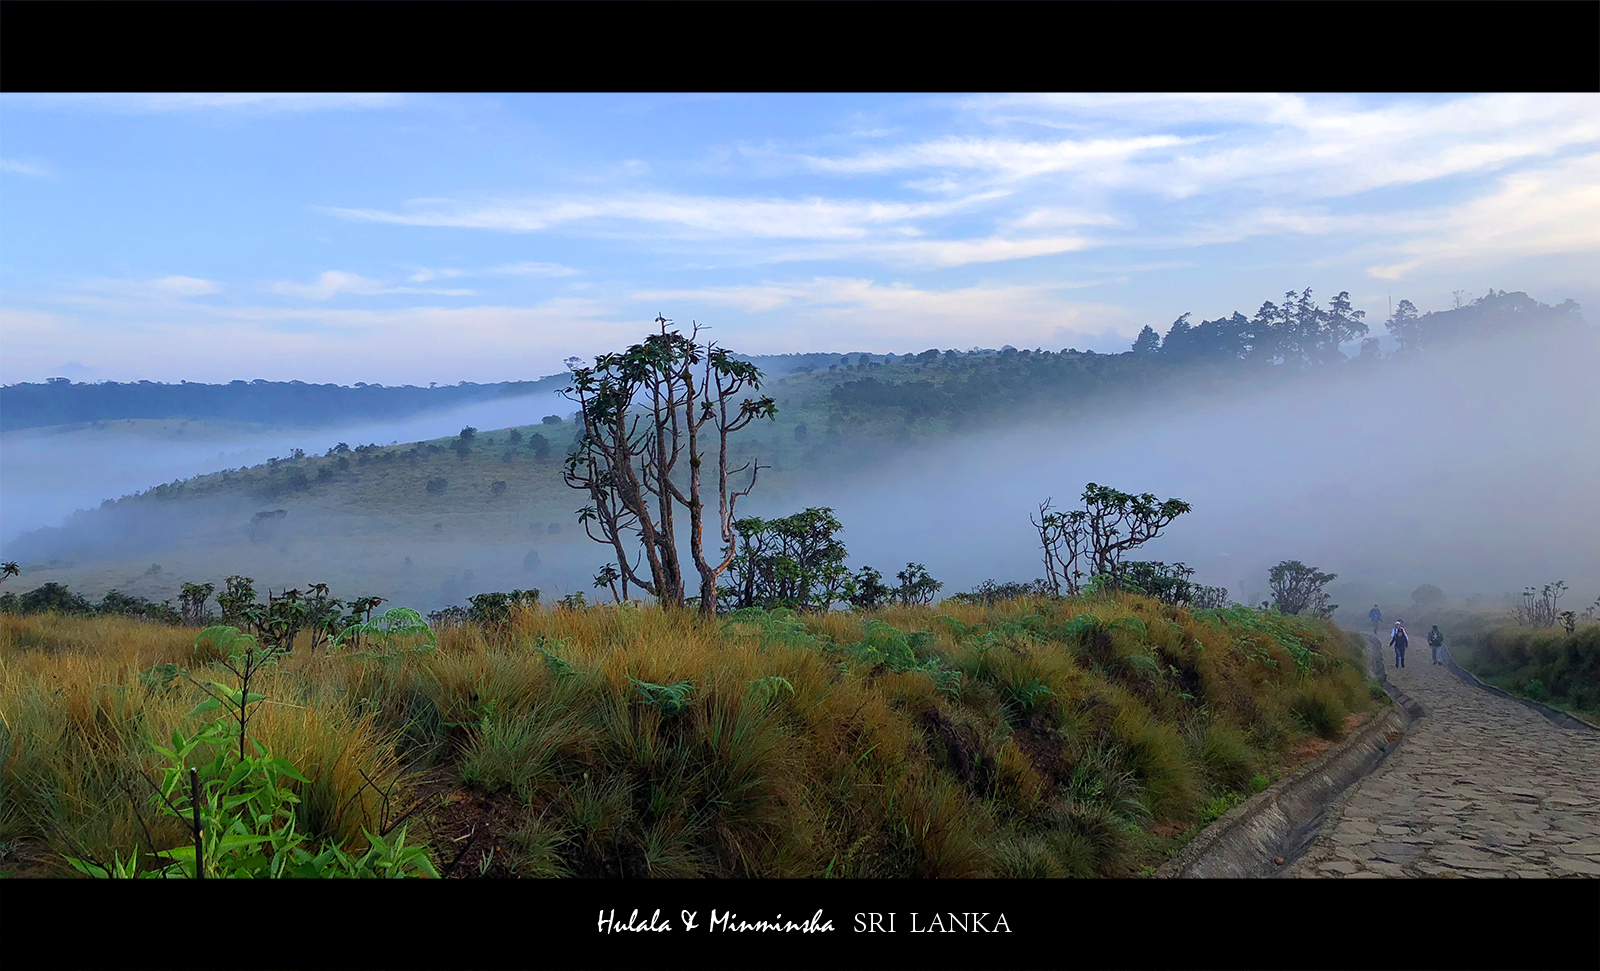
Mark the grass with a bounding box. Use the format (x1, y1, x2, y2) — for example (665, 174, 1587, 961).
(1452, 623, 1600, 724)
(1, 592, 1375, 878)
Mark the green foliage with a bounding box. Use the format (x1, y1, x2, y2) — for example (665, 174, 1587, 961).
(1034, 484, 1192, 596)
(331, 607, 437, 657)
(722, 607, 826, 651)
(1268, 560, 1338, 617)
(8, 589, 1376, 880)
(534, 637, 579, 680)
(630, 678, 696, 717)
(721, 507, 850, 613)
(747, 675, 796, 705)
(66, 626, 436, 879)
(1290, 682, 1348, 740)
(844, 566, 891, 611)
(1457, 623, 1599, 717)
(893, 563, 944, 606)
(462, 589, 540, 628)
(945, 579, 1055, 606)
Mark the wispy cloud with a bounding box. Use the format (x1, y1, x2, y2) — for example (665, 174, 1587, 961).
(491, 262, 580, 277)
(270, 271, 474, 300)
(768, 234, 1097, 269)
(630, 277, 1136, 349)
(150, 276, 221, 297)
(0, 157, 53, 177)
(324, 191, 1005, 241)
(797, 133, 1195, 184)
(50, 276, 223, 308)
(1366, 152, 1600, 280)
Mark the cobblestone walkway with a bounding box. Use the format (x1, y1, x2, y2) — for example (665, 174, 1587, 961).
(1289, 650, 1600, 878)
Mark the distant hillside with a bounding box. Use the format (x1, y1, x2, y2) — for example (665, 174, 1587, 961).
(0, 353, 863, 432)
(7, 288, 1582, 433)
(0, 375, 571, 432)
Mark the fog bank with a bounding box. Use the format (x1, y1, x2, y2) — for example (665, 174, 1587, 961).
(0, 391, 571, 545)
(765, 327, 1600, 610)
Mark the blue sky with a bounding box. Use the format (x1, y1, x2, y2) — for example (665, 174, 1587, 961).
(2, 92, 1597, 385)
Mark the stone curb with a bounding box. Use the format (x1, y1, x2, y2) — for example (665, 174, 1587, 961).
(1152, 633, 1417, 879)
(1440, 645, 1598, 733)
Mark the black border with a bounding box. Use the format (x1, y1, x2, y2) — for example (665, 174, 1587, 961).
(2, 878, 1598, 969)
(0, 1, 1596, 92)
(2, 5, 1598, 971)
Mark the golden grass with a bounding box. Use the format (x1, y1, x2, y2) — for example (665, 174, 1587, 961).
(1, 593, 1374, 878)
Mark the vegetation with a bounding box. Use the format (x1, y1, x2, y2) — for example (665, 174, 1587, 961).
(563, 315, 777, 615)
(1451, 624, 1600, 724)
(1267, 561, 1338, 618)
(1033, 484, 1192, 597)
(0, 376, 571, 433)
(0, 580, 181, 625)
(1, 590, 1374, 879)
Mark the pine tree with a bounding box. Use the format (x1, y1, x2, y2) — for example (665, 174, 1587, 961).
(1130, 325, 1161, 355)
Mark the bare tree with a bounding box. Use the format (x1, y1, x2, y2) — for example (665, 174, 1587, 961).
(563, 315, 776, 615)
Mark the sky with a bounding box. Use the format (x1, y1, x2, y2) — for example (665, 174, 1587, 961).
(2, 92, 1598, 386)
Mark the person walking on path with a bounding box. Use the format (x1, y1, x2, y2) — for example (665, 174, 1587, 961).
(1427, 624, 1445, 665)
(1390, 620, 1409, 668)
(1369, 605, 1383, 635)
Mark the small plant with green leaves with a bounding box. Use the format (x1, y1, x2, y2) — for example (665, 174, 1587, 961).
(747, 675, 796, 705)
(66, 625, 438, 879)
(630, 678, 695, 717)
(1008, 677, 1055, 710)
(533, 637, 579, 680)
(331, 606, 435, 658)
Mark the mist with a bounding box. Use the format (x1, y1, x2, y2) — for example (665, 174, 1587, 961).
(763, 326, 1600, 615)
(0, 391, 573, 546)
(6, 327, 1596, 624)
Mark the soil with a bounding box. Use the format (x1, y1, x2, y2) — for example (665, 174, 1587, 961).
(408, 768, 524, 878)
(1009, 720, 1066, 786)
(1276, 711, 1371, 777)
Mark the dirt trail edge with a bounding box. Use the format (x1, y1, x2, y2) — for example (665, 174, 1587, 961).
(1155, 634, 1420, 878)
(1288, 634, 1600, 878)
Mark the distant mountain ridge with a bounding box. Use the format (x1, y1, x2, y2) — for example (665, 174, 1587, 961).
(0, 353, 859, 432)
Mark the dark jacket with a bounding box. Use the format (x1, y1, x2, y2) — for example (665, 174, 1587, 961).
(1427, 628, 1443, 646)
(1390, 628, 1408, 648)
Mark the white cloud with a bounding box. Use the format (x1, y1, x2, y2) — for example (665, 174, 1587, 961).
(403, 267, 467, 283)
(270, 271, 474, 299)
(0, 298, 645, 384)
(45, 276, 222, 307)
(798, 133, 1194, 184)
(323, 190, 1007, 242)
(0, 157, 53, 177)
(960, 93, 1600, 201)
(631, 277, 1138, 349)
(769, 235, 1096, 269)
(1365, 152, 1600, 280)
(492, 262, 580, 277)
(151, 276, 221, 297)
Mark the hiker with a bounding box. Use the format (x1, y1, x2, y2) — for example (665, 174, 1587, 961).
(1369, 604, 1383, 635)
(1427, 625, 1445, 665)
(1389, 621, 1408, 668)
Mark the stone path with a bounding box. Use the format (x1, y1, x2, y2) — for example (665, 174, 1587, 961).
(1289, 647, 1600, 878)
